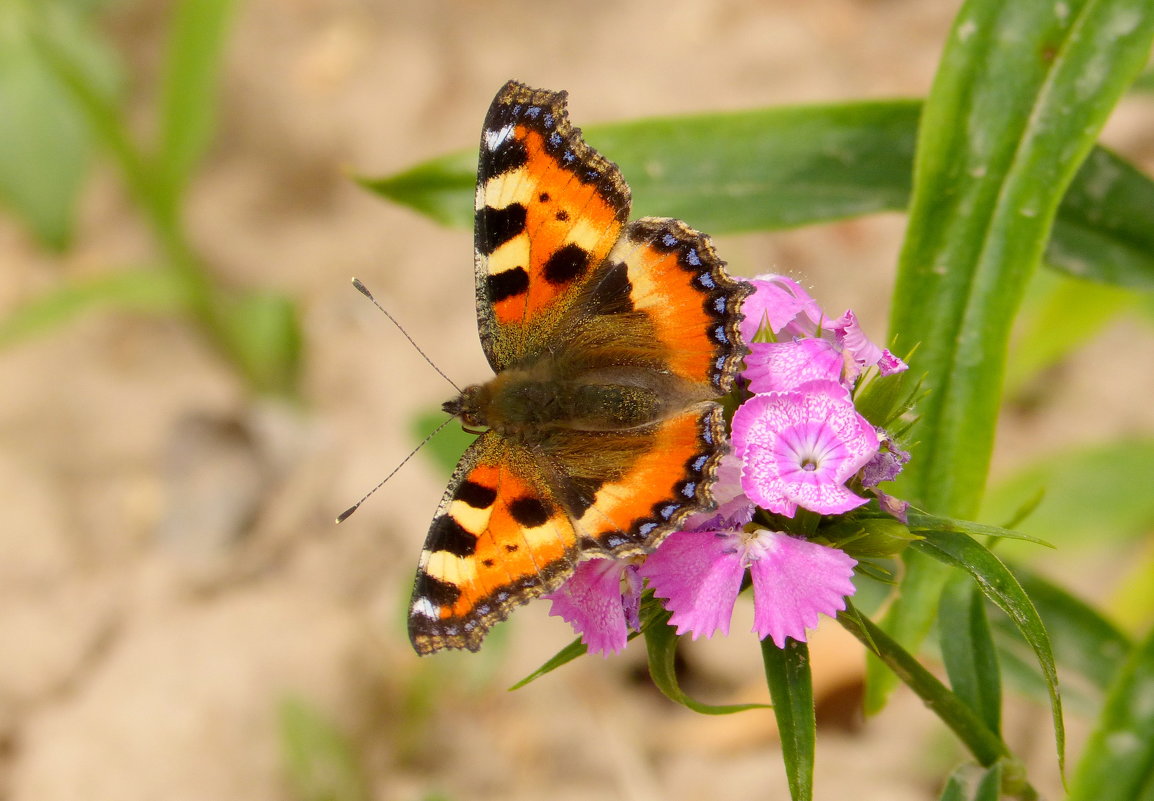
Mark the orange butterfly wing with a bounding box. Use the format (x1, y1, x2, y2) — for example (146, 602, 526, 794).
(408, 82, 750, 654)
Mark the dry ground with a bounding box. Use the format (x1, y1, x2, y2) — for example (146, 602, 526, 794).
(2, 2, 1153, 800)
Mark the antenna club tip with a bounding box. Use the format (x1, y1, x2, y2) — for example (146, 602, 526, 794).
(336, 506, 357, 523)
(351, 277, 373, 299)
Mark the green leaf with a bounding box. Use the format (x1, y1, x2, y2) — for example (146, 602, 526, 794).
(219, 290, 303, 397)
(361, 100, 920, 232)
(940, 574, 1002, 735)
(1047, 146, 1154, 290)
(278, 696, 370, 801)
(0, 2, 120, 249)
(906, 510, 1053, 548)
(839, 601, 1012, 769)
(873, 0, 1154, 712)
(508, 637, 588, 690)
(762, 639, 815, 801)
(360, 105, 1154, 291)
(0, 268, 187, 347)
(939, 762, 1004, 801)
(993, 566, 1131, 699)
(982, 439, 1154, 548)
(911, 530, 1064, 775)
(411, 410, 475, 478)
(1005, 271, 1139, 394)
(643, 612, 767, 715)
(1068, 626, 1154, 801)
(154, 0, 237, 217)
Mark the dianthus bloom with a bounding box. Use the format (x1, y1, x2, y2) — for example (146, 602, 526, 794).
(545, 274, 908, 654)
(639, 527, 857, 647)
(741, 274, 908, 389)
(544, 558, 642, 656)
(732, 381, 879, 517)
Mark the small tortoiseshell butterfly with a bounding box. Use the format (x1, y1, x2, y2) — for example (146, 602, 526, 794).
(409, 81, 751, 654)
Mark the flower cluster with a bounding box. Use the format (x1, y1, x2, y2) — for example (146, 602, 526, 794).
(545, 274, 909, 655)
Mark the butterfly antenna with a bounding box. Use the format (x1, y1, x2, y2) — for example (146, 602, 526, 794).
(336, 414, 458, 523)
(351, 277, 461, 393)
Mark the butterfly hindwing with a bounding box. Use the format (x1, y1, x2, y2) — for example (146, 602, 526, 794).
(410, 433, 579, 654)
(600, 217, 752, 393)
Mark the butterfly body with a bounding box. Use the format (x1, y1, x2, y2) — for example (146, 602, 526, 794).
(409, 82, 751, 655)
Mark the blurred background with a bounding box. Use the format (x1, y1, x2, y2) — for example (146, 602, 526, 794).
(2, 1, 1152, 800)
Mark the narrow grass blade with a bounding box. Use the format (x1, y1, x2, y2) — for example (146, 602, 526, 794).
(939, 762, 1004, 801)
(762, 639, 815, 801)
(941, 574, 1002, 735)
(154, 0, 238, 215)
(839, 602, 1011, 769)
(912, 530, 1063, 775)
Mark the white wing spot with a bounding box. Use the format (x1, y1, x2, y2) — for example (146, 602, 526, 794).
(411, 597, 439, 618)
(484, 124, 515, 151)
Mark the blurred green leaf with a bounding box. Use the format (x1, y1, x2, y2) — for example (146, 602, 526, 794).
(912, 530, 1064, 775)
(871, 0, 1154, 713)
(992, 566, 1131, 701)
(412, 409, 475, 478)
(939, 762, 1004, 801)
(154, 0, 237, 216)
(220, 290, 303, 396)
(1046, 146, 1154, 291)
(0, 268, 186, 347)
(1134, 63, 1154, 92)
(762, 639, 814, 801)
(982, 440, 1154, 548)
(941, 575, 1002, 735)
(361, 108, 1154, 291)
(0, 1, 120, 249)
(1068, 626, 1154, 801)
(1006, 271, 1139, 394)
(278, 696, 370, 801)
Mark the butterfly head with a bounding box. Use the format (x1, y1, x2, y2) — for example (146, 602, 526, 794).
(442, 384, 488, 430)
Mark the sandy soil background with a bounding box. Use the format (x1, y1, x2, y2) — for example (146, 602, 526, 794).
(2, 1, 1153, 800)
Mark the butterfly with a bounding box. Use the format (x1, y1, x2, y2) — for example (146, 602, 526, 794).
(409, 81, 751, 654)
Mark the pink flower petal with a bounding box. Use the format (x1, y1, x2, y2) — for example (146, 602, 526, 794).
(744, 339, 845, 393)
(873, 489, 911, 523)
(680, 452, 755, 532)
(877, 349, 908, 376)
(544, 558, 637, 655)
(639, 530, 745, 639)
(733, 384, 879, 516)
(740, 274, 825, 343)
(827, 310, 908, 379)
(746, 531, 857, 647)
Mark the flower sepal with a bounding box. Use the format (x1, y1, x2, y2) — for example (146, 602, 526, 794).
(818, 514, 921, 559)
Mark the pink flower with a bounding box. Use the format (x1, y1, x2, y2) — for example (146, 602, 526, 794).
(739, 275, 907, 387)
(732, 382, 879, 516)
(678, 452, 756, 533)
(744, 338, 844, 393)
(544, 558, 642, 655)
(862, 432, 912, 522)
(827, 310, 908, 382)
(740, 274, 824, 343)
(638, 528, 857, 647)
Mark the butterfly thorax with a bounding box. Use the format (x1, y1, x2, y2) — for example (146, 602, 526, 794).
(444, 366, 710, 436)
